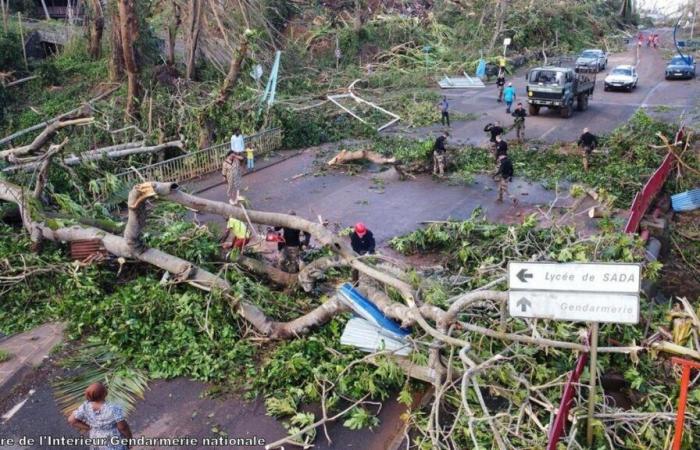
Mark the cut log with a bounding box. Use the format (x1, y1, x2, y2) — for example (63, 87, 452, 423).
(327, 149, 397, 166)
(588, 205, 611, 219)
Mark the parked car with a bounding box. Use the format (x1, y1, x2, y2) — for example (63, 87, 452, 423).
(575, 49, 608, 72)
(665, 55, 696, 80)
(604, 65, 638, 91)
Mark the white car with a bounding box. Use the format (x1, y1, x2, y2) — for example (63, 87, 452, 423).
(604, 65, 638, 91)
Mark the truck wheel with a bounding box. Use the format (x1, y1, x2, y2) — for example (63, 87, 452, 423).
(528, 104, 540, 116)
(560, 105, 573, 118)
(576, 94, 589, 111)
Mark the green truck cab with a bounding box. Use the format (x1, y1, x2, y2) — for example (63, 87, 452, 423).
(525, 67, 596, 118)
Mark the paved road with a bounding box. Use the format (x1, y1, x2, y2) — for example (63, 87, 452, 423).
(192, 149, 555, 245)
(391, 33, 699, 146)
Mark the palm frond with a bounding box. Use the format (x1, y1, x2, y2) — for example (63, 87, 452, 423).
(52, 341, 149, 417)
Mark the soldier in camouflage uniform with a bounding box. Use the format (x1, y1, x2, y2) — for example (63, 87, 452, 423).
(511, 102, 527, 142)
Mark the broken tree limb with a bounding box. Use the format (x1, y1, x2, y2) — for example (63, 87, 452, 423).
(33, 138, 68, 199)
(3, 141, 183, 173)
(236, 255, 299, 287)
(0, 118, 95, 161)
(327, 149, 397, 166)
(0, 85, 120, 147)
(4, 75, 38, 87)
(0, 179, 351, 339)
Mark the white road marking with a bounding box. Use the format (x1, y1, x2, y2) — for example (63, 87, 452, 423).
(1, 389, 35, 422)
(539, 126, 558, 140)
(640, 80, 666, 108)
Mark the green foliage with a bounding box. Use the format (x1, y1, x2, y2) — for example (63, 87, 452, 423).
(390, 211, 648, 288)
(0, 32, 23, 73)
(343, 407, 379, 430)
(0, 349, 12, 362)
(274, 106, 376, 149)
(37, 60, 64, 86)
(57, 278, 254, 381)
(53, 341, 149, 416)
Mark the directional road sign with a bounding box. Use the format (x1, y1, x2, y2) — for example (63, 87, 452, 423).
(508, 262, 641, 323)
(508, 262, 641, 293)
(508, 291, 639, 324)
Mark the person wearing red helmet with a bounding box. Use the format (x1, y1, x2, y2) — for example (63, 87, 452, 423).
(350, 222, 375, 255)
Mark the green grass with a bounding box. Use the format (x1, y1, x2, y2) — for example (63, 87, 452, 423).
(0, 349, 12, 363)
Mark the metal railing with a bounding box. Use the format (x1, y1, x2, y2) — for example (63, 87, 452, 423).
(91, 128, 283, 202)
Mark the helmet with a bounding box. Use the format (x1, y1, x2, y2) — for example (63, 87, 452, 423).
(354, 222, 367, 237)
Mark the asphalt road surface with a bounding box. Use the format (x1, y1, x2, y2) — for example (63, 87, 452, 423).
(394, 31, 699, 146)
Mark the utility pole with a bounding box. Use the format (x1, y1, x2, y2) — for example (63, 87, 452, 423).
(690, 0, 697, 40)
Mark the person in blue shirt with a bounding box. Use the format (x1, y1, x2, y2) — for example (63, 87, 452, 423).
(503, 82, 516, 113)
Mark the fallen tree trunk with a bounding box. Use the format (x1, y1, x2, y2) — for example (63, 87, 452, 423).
(1, 177, 645, 354)
(327, 149, 397, 166)
(4, 140, 183, 173)
(0, 179, 351, 339)
(0, 118, 95, 161)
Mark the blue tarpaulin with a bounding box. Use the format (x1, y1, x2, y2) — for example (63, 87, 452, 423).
(338, 283, 411, 341)
(671, 189, 700, 212)
(476, 59, 486, 78)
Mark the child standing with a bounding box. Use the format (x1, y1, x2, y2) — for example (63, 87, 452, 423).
(246, 147, 254, 171)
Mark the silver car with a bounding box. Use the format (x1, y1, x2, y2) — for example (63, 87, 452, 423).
(604, 65, 638, 91)
(575, 49, 608, 72)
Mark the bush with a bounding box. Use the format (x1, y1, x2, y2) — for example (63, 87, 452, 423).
(0, 32, 24, 73)
(38, 60, 63, 85)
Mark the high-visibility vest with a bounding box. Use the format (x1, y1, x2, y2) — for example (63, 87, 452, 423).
(227, 218, 250, 239)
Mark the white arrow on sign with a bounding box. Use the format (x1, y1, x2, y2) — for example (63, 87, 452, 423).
(508, 262, 641, 294)
(508, 291, 639, 324)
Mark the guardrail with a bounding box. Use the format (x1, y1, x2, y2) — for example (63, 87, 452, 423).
(91, 128, 283, 203)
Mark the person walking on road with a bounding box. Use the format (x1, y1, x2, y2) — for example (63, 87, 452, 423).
(484, 121, 504, 150)
(438, 96, 450, 127)
(511, 102, 527, 142)
(68, 382, 133, 450)
(223, 128, 246, 204)
(577, 127, 599, 172)
(494, 154, 516, 204)
(503, 82, 516, 113)
(432, 131, 449, 177)
(222, 150, 244, 204)
(494, 135, 508, 162)
(496, 70, 506, 102)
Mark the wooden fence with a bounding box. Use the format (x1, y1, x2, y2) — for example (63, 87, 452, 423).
(91, 128, 282, 203)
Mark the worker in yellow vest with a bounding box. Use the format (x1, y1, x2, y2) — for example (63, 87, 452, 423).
(222, 217, 251, 258)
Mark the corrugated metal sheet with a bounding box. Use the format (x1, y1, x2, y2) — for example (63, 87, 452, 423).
(338, 283, 411, 341)
(671, 188, 700, 212)
(69, 239, 107, 262)
(439, 73, 485, 89)
(340, 318, 411, 356)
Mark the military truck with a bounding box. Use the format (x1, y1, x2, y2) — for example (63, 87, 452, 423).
(525, 67, 596, 118)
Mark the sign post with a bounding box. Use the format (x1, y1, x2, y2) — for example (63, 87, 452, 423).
(586, 322, 599, 446)
(508, 262, 641, 448)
